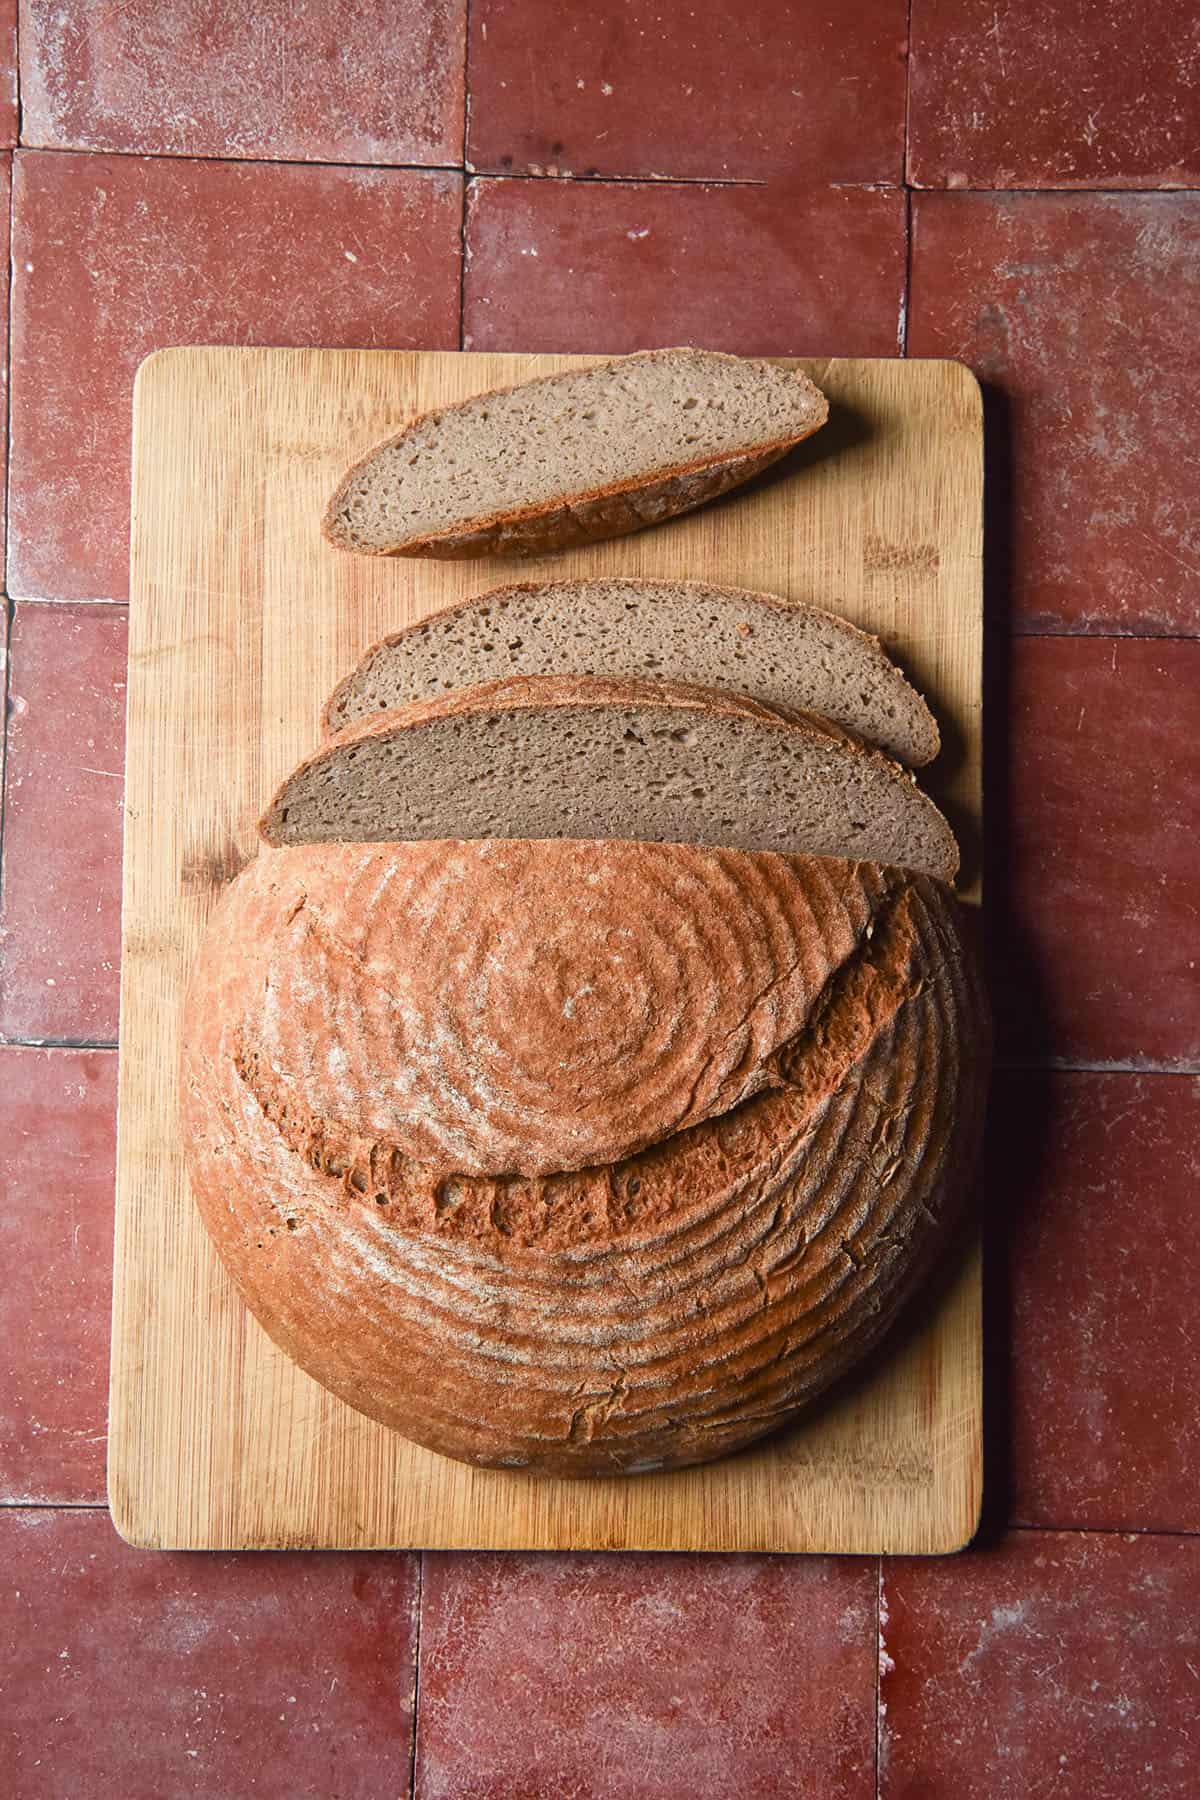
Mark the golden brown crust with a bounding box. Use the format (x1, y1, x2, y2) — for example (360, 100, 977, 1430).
(180, 840, 990, 1477)
(321, 350, 826, 560)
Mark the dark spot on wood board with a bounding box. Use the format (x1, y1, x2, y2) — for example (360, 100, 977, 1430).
(181, 840, 251, 892)
(864, 535, 941, 573)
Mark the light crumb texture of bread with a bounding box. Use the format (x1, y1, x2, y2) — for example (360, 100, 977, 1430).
(264, 673, 959, 883)
(323, 349, 827, 558)
(323, 577, 940, 767)
(180, 840, 990, 1478)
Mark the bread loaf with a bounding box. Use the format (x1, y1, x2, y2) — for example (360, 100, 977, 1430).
(322, 350, 827, 559)
(323, 577, 940, 767)
(261, 673, 959, 882)
(181, 838, 989, 1477)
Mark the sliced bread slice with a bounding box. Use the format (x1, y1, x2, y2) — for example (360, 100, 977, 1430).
(261, 673, 959, 882)
(323, 577, 940, 766)
(322, 349, 828, 560)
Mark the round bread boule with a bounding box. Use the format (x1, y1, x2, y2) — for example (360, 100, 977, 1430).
(180, 837, 989, 1477)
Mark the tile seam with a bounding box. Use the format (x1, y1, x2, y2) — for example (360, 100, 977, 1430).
(0, 1498, 109, 1511)
(1, 154, 13, 904)
(459, 0, 471, 348)
(994, 1057, 1200, 1077)
(408, 1552, 424, 1800)
(1009, 1520, 1200, 1543)
(874, 1557, 884, 1800)
(13, 141, 771, 188)
(15, 141, 467, 176)
(9, 144, 1200, 197)
(910, 179, 1200, 195)
(903, 0, 915, 186)
(0, 1034, 119, 1051)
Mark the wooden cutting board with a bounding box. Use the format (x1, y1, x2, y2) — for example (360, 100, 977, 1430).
(109, 349, 983, 1553)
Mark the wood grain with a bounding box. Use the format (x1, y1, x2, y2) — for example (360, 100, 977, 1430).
(110, 350, 984, 1552)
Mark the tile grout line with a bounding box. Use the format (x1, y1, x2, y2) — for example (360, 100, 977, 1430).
(10, 139, 1200, 197)
(15, 141, 467, 178)
(993, 1055, 1200, 1077)
(873, 1557, 883, 1800)
(408, 1553, 424, 1800)
(1009, 1520, 1200, 1543)
(7, 136, 1200, 197)
(901, 0, 915, 355)
(12, 139, 767, 189)
(900, 186, 912, 355)
(0, 1499, 109, 1510)
(1, 150, 15, 920)
(2, 0, 19, 878)
(1003, 626, 1200, 641)
(902, 0, 915, 187)
(7, 594, 127, 608)
(459, 178, 472, 349)
(469, 166, 768, 189)
(459, 0, 472, 350)
(909, 180, 1200, 195)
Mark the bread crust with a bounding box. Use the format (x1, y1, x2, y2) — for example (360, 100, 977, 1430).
(321, 350, 827, 560)
(180, 839, 990, 1477)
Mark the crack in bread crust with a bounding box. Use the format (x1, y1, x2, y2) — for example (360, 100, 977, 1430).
(231, 880, 923, 1252)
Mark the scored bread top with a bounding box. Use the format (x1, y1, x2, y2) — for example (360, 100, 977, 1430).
(181, 838, 989, 1473)
(322, 349, 827, 559)
(322, 576, 941, 767)
(261, 672, 960, 883)
(199, 838, 913, 1180)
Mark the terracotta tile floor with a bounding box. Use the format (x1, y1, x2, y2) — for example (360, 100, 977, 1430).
(418, 1553, 878, 1798)
(467, 0, 908, 184)
(910, 191, 1200, 634)
(1, 1510, 420, 1795)
(464, 178, 907, 355)
(909, 0, 1200, 190)
(1, 8, 1195, 1795)
(0, 603, 127, 1040)
(9, 153, 461, 601)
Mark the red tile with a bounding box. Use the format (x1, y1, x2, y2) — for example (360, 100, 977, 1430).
(417, 1552, 876, 1800)
(19, 0, 466, 163)
(910, 0, 1200, 189)
(910, 191, 1200, 635)
(468, 0, 906, 182)
(9, 153, 462, 603)
(0, 1049, 116, 1503)
(993, 637, 1199, 1067)
(0, 3, 14, 146)
(0, 604, 127, 1041)
(880, 1530, 1200, 1799)
(464, 177, 906, 356)
(990, 1070, 1200, 1533)
(1, 1508, 418, 1798)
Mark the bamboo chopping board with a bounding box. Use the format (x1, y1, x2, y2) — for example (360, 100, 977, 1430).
(110, 349, 983, 1553)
